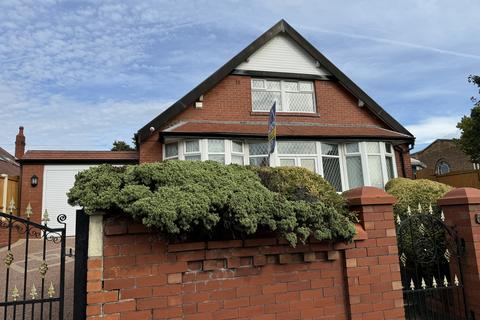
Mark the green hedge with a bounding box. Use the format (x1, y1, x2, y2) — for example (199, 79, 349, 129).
(385, 178, 452, 217)
(67, 161, 355, 246)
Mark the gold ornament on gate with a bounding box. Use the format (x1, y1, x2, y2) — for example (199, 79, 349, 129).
(4, 250, 14, 268)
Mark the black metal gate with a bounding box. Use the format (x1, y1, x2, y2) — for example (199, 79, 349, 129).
(1, 209, 67, 320)
(396, 207, 470, 319)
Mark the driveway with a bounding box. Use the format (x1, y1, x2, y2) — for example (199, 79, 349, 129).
(0, 237, 76, 319)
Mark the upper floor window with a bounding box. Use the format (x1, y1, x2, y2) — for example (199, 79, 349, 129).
(436, 160, 450, 175)
(251, 79, 315, 113)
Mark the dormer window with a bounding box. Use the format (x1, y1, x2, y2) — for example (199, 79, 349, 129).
(251, 79, 315, 113)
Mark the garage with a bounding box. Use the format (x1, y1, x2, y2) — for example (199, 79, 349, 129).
(19, 149, 139, 235)
(42, 165, 94, 236)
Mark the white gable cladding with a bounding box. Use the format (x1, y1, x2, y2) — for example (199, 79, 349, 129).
(236, 34, 329, 76)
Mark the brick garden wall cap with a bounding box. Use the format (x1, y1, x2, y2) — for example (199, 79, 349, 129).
(343, 186, 396, 206)
(438, 187, 480, 206)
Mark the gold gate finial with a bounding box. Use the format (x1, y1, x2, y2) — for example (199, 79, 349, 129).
(11, 286, 19, 301)
(48, 282, 55, 298)
(30, 283, 38, 299)
(25, 203, 33, 219)
(8, 198, 16, 214)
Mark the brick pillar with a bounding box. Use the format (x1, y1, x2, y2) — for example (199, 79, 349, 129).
(439, 187, 480, 319)
(343, 186, 405, 320)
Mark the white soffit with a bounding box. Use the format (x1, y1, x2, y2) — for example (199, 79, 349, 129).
(236, 34, 330, 76)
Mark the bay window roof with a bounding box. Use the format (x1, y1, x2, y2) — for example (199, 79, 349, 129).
(161, 121, 413, 141)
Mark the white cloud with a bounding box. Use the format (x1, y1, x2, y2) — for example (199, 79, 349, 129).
(406, 116, 462, 145)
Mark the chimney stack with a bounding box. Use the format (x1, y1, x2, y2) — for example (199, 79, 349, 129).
(15, 126, 25, 159)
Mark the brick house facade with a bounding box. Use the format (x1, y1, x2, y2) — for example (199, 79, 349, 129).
(413, 139, 479, 176)
(136, 20, 415, 192)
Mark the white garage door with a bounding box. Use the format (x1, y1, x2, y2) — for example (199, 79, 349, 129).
(42, 165, 94, 236)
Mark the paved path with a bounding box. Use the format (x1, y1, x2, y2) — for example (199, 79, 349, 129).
(0, 237, 76, 319)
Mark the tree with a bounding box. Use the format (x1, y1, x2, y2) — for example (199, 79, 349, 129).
(111, 140, 135, 151)
(455, 75, 480, 163)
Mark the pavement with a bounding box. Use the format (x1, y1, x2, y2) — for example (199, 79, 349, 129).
(0, 237, 76, 319)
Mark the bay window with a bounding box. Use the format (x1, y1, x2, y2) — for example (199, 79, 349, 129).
(321, 144, 342, 191)
(207, 139, 226, 164)
(248, 142, 268, 166)
(345, 143, 364, 189)
(163, 139, 397, 191)
(251, 79, 315, 113)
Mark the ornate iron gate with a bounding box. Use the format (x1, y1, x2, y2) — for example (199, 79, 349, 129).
(1, 207, 67, 320)
(396, 206, 469, 319)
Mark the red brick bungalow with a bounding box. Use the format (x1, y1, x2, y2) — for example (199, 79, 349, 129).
(18, 20, 414, 235)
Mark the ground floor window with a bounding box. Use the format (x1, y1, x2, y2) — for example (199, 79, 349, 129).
(163, 138, 397, 191)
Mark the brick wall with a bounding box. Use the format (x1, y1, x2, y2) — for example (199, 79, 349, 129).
(395, 144, 413, 179)
(139, 133, 163, 164)
(165, 76, 386, 128)
(439, 187, 480, 318)
(19, 164, 44, 224)
(85, 187, 405, 319)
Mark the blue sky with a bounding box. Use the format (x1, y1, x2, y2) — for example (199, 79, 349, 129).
(1, 0, 479, 154)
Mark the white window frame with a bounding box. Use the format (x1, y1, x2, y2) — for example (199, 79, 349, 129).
(277, 141, 318, 173)
(162, 139, 397, 190)
(251, 78, 316, 113)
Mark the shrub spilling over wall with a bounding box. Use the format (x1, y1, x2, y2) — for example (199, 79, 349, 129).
(385, 177, 452, 217)
(68, 161, 355, 246)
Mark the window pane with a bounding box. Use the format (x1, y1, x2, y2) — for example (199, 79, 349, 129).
(249, 157, 268, 166)
(185, 155, 201, 161)
(299, 81, 313, 91)
(165, 143, 178, 158)
(266, 80, 281, 90)
(209, 154, 225, 164)
(232, 141, 243, 153)
(386, 156, 395, 181)
(385, 143, 392, 154)
(231, 155, 244, 165)
(300, 159, 316, 172)
(252, 79, 264, 89)
(278, 141, 316, 154)
(321, 143, 338, 156)
(249, 142, 268, 155)
(208, 139, 225, 152)
(366, 142, 380, 153)
(346, 143, 359, 154)
(286, 92, 315, 112)
(322, 157, 342, 191)
(279, 158, 296, 166)
(185, 140, 199, 153)
(368, 155, 384, 188)
(346, 156, 364, 188)
(283, 81, 298, 91)
(252, 91, 282, 111)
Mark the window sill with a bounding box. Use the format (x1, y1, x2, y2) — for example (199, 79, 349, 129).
(250, 112, 320, 118)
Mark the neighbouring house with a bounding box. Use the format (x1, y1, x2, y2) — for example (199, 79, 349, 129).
(0, 142, 21, 213)
(18, 20, 415, 236)
(136, 20, 415, 188)
(0, 146, 20, 177)
(413, 139, 479, 176)
(16, 128, 138, 236)
(413, 139, 480, 188)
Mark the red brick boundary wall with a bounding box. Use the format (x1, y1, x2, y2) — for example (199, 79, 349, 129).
(85, 187, 405, 319)
(439, 187, 480, 319)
